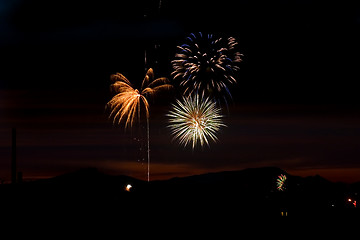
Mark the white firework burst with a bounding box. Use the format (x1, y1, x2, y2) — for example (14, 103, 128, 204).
(167, 94, 226, 149)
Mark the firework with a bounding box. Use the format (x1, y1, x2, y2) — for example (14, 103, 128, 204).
(276, 174, 287, 191)
(106, 68, 172, 181)
(167, 94, 226, 149)
(171, 32, 243, 100)
(106, 68, 172, 128)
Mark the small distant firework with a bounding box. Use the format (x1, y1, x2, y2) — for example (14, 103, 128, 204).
(276, 174, 287, 191)
(125, 184, 132, 192)
(347, 198, 357, 208)
(167, 94, 226, 149)
(171, 32, 243, 100)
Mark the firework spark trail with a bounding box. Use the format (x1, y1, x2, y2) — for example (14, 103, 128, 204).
(106, 68, 172, 181)
(167, 94, 226, 149)
(171, 32, 243, 102)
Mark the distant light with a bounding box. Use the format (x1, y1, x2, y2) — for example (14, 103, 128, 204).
(281, 211, 288, 217)
(348, 198, 352, 202)
(125, 184, 132, 192)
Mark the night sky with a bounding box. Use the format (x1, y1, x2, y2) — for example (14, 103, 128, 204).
(1, 0, 360, 183)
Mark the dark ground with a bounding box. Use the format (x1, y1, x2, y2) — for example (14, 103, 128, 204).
(1, 167, 359, 235)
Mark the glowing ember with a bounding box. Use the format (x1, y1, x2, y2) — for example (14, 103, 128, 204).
(125, 184, 132, 192)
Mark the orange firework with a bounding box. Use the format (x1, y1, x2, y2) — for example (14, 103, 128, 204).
(106, 68, 172, 182)
(106, 68, 172, 128)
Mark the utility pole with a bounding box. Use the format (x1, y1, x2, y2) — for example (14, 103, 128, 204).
(11, 128, 16, 184)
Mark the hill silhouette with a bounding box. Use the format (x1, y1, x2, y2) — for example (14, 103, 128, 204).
(1, 167, 359, 229)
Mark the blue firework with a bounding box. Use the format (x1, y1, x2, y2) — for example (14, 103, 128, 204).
(171, 32, 243, 101)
